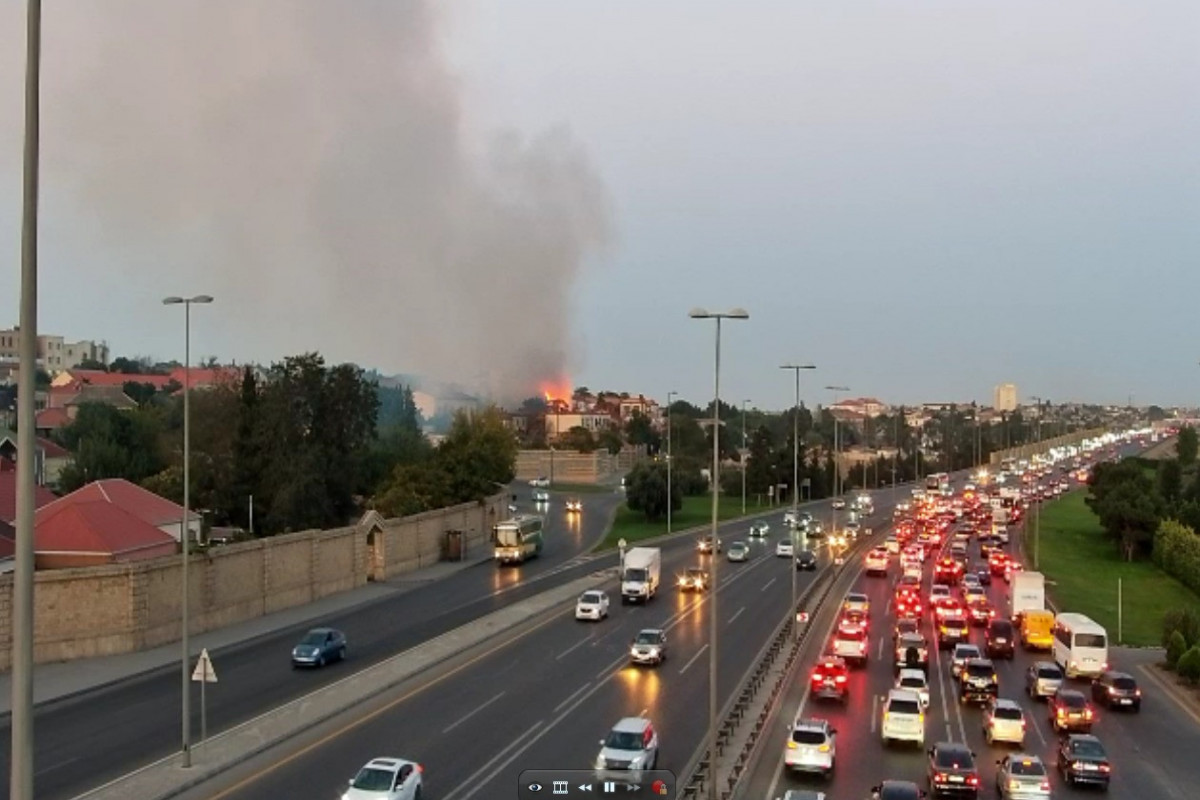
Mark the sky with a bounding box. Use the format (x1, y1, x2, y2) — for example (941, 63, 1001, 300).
(2, 1, 1199, 410)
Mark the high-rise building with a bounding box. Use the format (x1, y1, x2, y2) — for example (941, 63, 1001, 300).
(993, 383, 1018, 412)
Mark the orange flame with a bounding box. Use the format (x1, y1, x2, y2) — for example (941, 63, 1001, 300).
(538, 377, 573, 407)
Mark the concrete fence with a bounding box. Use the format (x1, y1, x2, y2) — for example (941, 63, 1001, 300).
(988, 426, 1108, 466)
(0, 492, 507, 670)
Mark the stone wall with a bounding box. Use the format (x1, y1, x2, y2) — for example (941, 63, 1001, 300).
(515, 447, 645, 484)
(0, 492, 506, 669)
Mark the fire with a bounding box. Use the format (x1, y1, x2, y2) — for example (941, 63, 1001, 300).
(538, 378, 573, 407)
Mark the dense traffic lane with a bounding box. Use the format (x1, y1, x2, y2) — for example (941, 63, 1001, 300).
(177, 512, 854, 800)
(10, 488, 625, 800)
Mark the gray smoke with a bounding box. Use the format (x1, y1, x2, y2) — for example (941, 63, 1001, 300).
(2, 1, 612, 402)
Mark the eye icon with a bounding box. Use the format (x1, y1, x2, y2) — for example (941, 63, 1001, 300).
(528, 784, 543, 793)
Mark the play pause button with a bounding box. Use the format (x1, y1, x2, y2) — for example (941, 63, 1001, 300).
(518, 771, 677, 798)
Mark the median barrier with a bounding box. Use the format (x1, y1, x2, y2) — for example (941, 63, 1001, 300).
(70, 572, 611, 800)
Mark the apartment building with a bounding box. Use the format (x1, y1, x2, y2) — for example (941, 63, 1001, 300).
(0, 327, 110, 371)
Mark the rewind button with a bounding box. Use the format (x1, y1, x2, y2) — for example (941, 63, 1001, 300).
(578, 786, 593, 793)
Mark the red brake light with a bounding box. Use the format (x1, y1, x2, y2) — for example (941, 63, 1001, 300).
(417, 764, 424, 774)
(835, 675, 847, 683)
(967, 775, 979, 786)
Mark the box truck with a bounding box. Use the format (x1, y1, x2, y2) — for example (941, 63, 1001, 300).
(1009, 571, 1045, 621)
(621, 547, 662, 603)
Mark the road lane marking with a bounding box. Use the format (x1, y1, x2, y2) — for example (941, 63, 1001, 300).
(442, 690, 506, 734)
(596, 651, 629, 680)
(871, 694, 880, 733)
(555, 634, 593, 660)
(761, 577, 777, 592)
(553, 682, 592, 714)
(679, 644, 710, 675)
(877, 636, 885, 661)
(728, 606, 745, 624)
(442, 719, 547, 800)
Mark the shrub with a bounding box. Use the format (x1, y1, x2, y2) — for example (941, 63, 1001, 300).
(1162, 607, 1200, 650)
(1176, 645, 1200, 684)
(1152, 519, 1200, 596)
(1166, 630, 1189, 669)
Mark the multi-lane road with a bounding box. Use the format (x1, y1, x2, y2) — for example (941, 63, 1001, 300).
(0, 485, 623, 800)
(176, 492, 906, 800)
(746, 470, 1200, 800)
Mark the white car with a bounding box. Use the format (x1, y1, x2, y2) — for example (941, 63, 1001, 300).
(895, 668, 930, 709)
(983, 698, 1027, 746)
(575, 590, 609, 621)
(885, 536, 900, 554)
(533, 490, 550, 503)
(595, 717, 659, 780)
(529, 476, 549, 488)
(843, 592, 870, 614)
(342, 757, 423, 800)
(832, 626, 868, 666)
(776, 540, 795, 558)
(865, 548, 889, 576)
(566, 499, 583, 513)
(929, 584, 952, 603)
(831, 498, 846, 509)
(995, 753, 1051, 799)
(784, 717, 837, 777)
(880, 689, 925, 746)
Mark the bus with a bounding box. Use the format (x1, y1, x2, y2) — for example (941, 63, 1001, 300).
(493, 514, 545, 565)
(925, 472, 950, 495)
(1053, 612, 1109, 679)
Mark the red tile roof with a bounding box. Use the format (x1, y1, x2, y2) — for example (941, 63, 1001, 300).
(35, 408, 71, 429)
(36, 436, 68, 458)
(64, 370, 176, 389)
(35, 499, 176, 559)
(0, 465, 59, 524)
(37, 478, 184, 529)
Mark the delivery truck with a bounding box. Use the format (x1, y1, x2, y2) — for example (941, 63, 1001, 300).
(621, 547, 662, 603)
(1009, 571, 1045, 621)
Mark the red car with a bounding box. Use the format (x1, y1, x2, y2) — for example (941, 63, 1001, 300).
(933, 597, 966, 622)
(934, 557, 963, 584)
(989, 551, 1009, 576)
(810, 655, 849, 701)
(895, 592, 923, 618)
(967, 599, 993, 626)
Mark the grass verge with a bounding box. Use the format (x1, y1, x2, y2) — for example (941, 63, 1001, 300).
(599, 495, 773, 550)
(549, 482, 615, 494)
(1034, 490, 1200, 647)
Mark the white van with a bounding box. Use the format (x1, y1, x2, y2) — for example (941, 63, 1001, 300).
(1053, 612, 1109, 679)
(880, 688, 925, 746)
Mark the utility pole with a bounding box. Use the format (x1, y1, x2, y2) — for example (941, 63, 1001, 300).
(666, 390, 677, 534)
(741, 399, 750, 514)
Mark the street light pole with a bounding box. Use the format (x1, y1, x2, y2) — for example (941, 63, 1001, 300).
(690, 307, 749, 800)
(667, 390, 677, 534)
(781, 364, 816, 638)
(741, 399, 750, 514)
(163, 294, 213, 768)
(825, 386, 850, 546)
(10, 2, 42, 797)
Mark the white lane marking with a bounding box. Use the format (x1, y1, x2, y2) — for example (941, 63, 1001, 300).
(442, 690, 506, 734)
(441, 719, 546, 800)
(870, 694, 880, 733)
(761, 577, 777, 592)
(596, 651, 629, 681)
(877, 636, 885, 661)
(555, 634, 593, 660)
(552, 682, 592, 714)
(679, 643, 710, 675)
(728, 606, 746, 625)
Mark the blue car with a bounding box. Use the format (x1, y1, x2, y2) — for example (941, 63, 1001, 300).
(291, 627, 347, 668)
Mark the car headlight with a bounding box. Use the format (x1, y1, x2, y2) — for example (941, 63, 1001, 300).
(595, 755, 607, 769)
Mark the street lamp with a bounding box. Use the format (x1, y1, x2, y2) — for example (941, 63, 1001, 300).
(825, 385, 850, 525)
(666, 390, 677, 534)
(689, 306, 748, 800)
(163, 294, 213, 768)
(741, 399, 750, 514)
(781, 364, 816, 639)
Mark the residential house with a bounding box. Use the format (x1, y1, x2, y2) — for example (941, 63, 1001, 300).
(0, 327, 109, 371)
(36, 478, 198, 543)
(545, 411, 614, 440)
(34, 500, 177, 568)
(0, 429, 70, 487)
(617, 394, 657, 421)
(0, 458, 59, 525)
(830, 396, 888, 418)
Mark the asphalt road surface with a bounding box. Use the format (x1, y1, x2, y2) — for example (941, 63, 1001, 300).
(0, 484, 622, 800)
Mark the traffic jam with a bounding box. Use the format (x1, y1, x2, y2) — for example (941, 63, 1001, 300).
(778, 460, 1139, 799)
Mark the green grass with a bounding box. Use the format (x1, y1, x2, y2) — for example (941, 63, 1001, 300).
(599, 495, 772, 550)
(1035, 490, 1200, 646)
(549, 482, 614, 494)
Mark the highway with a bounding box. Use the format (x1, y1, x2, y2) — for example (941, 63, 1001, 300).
(745, 461, 1200, 800)
(173, 492, 904, 800)
(0, 484, 623, 800)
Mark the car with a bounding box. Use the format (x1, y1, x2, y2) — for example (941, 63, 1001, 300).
(929, 584, 952, 603)
(839, 609, 869, 634)
(629, 629, 668, 666)
(982, 698, 1026, 746)
(865, 548, 890, 575)
(845, 521, 863, 540)
(529, 476, 549, 487)
(933, 598, 965, 623)
(595, 717, 659, 779)
(896, 632, 929, 673)
(994, 754, 1051, 799)
(870, 781, 927, 800)
(697, 536, 721, 554)
(291, 627, 347, 668)
(961, 573, 981, 590)
(962, 586, 987, 606)
(565, 499, 582, 513)
(342, 757, 424, 800)
(727, 541, 750, 562)
(898, 573, 922, 593)
(938, 618, 970, 650)
(894, 617, 920, 642)
(832, 498, 846, 509)
(843, 592, 870, 614)
(784, 717, 837, 777)
(832, 625, 869, 666)
(810, 655, 850, 701)
(885, 536, 901, 554)
(985, 619, 1016, 659)
(575, 590, 610, 620)
(795, 549, 818, 570)
(951, 644, 982, 678)
(895, 592, 923, 619)
(934, 558, 963, 584)
(776, 540, 795, 558)
(926, 741, 980, 798)
(896, 668, 931, 708)
(881, 688, 926, 746)
(749, 521, 770, 538)
(533, 489, 550, 502)
(972, 564, 992, 586)
(779, 791, 829, 800)
(988, 551, 1009, 575)
(678, 566, 709, 591)
(1056, 733, 1111, 789)
(1048, 689, 1094, 733)
(1091, 670, 1141, 711)
(966, 599, 992, 627)
(1025, 661, 1064, 701)
(958, 658, 999, 704)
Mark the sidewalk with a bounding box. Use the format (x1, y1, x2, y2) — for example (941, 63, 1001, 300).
(0, 555, 489, 716)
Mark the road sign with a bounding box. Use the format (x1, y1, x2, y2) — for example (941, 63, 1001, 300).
(618, 538, 627, 550)
(191, 648, 218, 683)
(796, 611, 810, 623)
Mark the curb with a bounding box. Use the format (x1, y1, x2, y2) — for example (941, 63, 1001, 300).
(1138, 663, 1200, 726)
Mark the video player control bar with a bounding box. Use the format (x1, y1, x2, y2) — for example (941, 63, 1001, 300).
(519, 770, 676, 799)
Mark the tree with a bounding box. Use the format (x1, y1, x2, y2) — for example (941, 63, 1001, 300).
(374, 461, 453, 517)
(1089, 478, 1164, 560)
(1167, 630, 1189, 669)
(434, 407, 518, 502)
(597, 428, 624, 455)
(77, 358, 107, 370)
(624, 411, 660, 453)
(559, 425, 597, 453)
(56, 403, 166, 491)
(1178, 425, 1198, 467)
(122, 381, 161, 407)
(744, 425, 778, 496)
(1159, 459, 1184, 503)
(1177, 645, 1200, 683)
(109, 356, 143, 374)
(624, 460, 680, 521)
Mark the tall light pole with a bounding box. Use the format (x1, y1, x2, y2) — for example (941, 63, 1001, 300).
(689, 306, 749, 800)
(741, 399, 750, 514)
(825, 386, 850, 542)
(781, 364, 816, 638)
(11, 2, 42, 798)
(666, 390, 677, 534)
(163, 294, 213, 768)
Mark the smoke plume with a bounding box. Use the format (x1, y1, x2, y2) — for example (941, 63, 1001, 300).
(2, 1, 612, 402)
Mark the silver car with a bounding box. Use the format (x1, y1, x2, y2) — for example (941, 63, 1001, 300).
(983, 698, 1027, 746)
(1025, 661, 1064, 700)
(995, 753, 1051, 799)
(784, 717, 837, 776)
(595, 717, 659, 782)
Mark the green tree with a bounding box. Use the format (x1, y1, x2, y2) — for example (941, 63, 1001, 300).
(624, 460, 680, 521)
(1178, 425, 1198, 467)
(1159, 458, 1184, 503)
(624, 411, 660, 453)
(1167, 630, 1189, 668)
(597, 427, 624, 455)
(559, 425, 597, 453)
(1089, 476, 1164, 561)
(434, 407, 518, 502)
(374, 461, 453, 517)
(1162, 607, 1200, 651)
(227, 367, 262, 530)
(1177, 645, 1200, 683)
(743, 425, 778, 495)
(122, 380, 161, 407)
(77, 358, 107, 370)
(56, 403, 166, 491)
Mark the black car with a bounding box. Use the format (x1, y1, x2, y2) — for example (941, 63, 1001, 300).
(1048, 689, 1094, 733)
(926, 741, 979, 797)
(937, 618, 970, 650)
(872, 780, 927, 799)
(795, 549, 818, 571)
(1091, 670, 1141, 712)
(972, 563, 991, 586)
(958, 658, 999, 704)
(1057, 733, 1111, 789)
(984, 619, 1015, 659)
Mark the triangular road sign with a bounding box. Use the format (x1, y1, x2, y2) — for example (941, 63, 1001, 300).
(191, 648, 218, 683)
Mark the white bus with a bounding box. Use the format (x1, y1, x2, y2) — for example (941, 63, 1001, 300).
(493, 514, 545, 565)
(1053, 612, 1109, 679)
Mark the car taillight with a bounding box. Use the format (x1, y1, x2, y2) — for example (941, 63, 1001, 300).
(1084, 708, 1093, 719)
(967, 775, 979, 786)
(1099, 764, 1111, 772)
(835, 675, 847, 683)
(1040, 780, 1050, 791)
(811, 673, 822, 682)
(417, 764, 424, 773)
(934, 772, 946, 782)
(1057, 709, 1066, 717)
